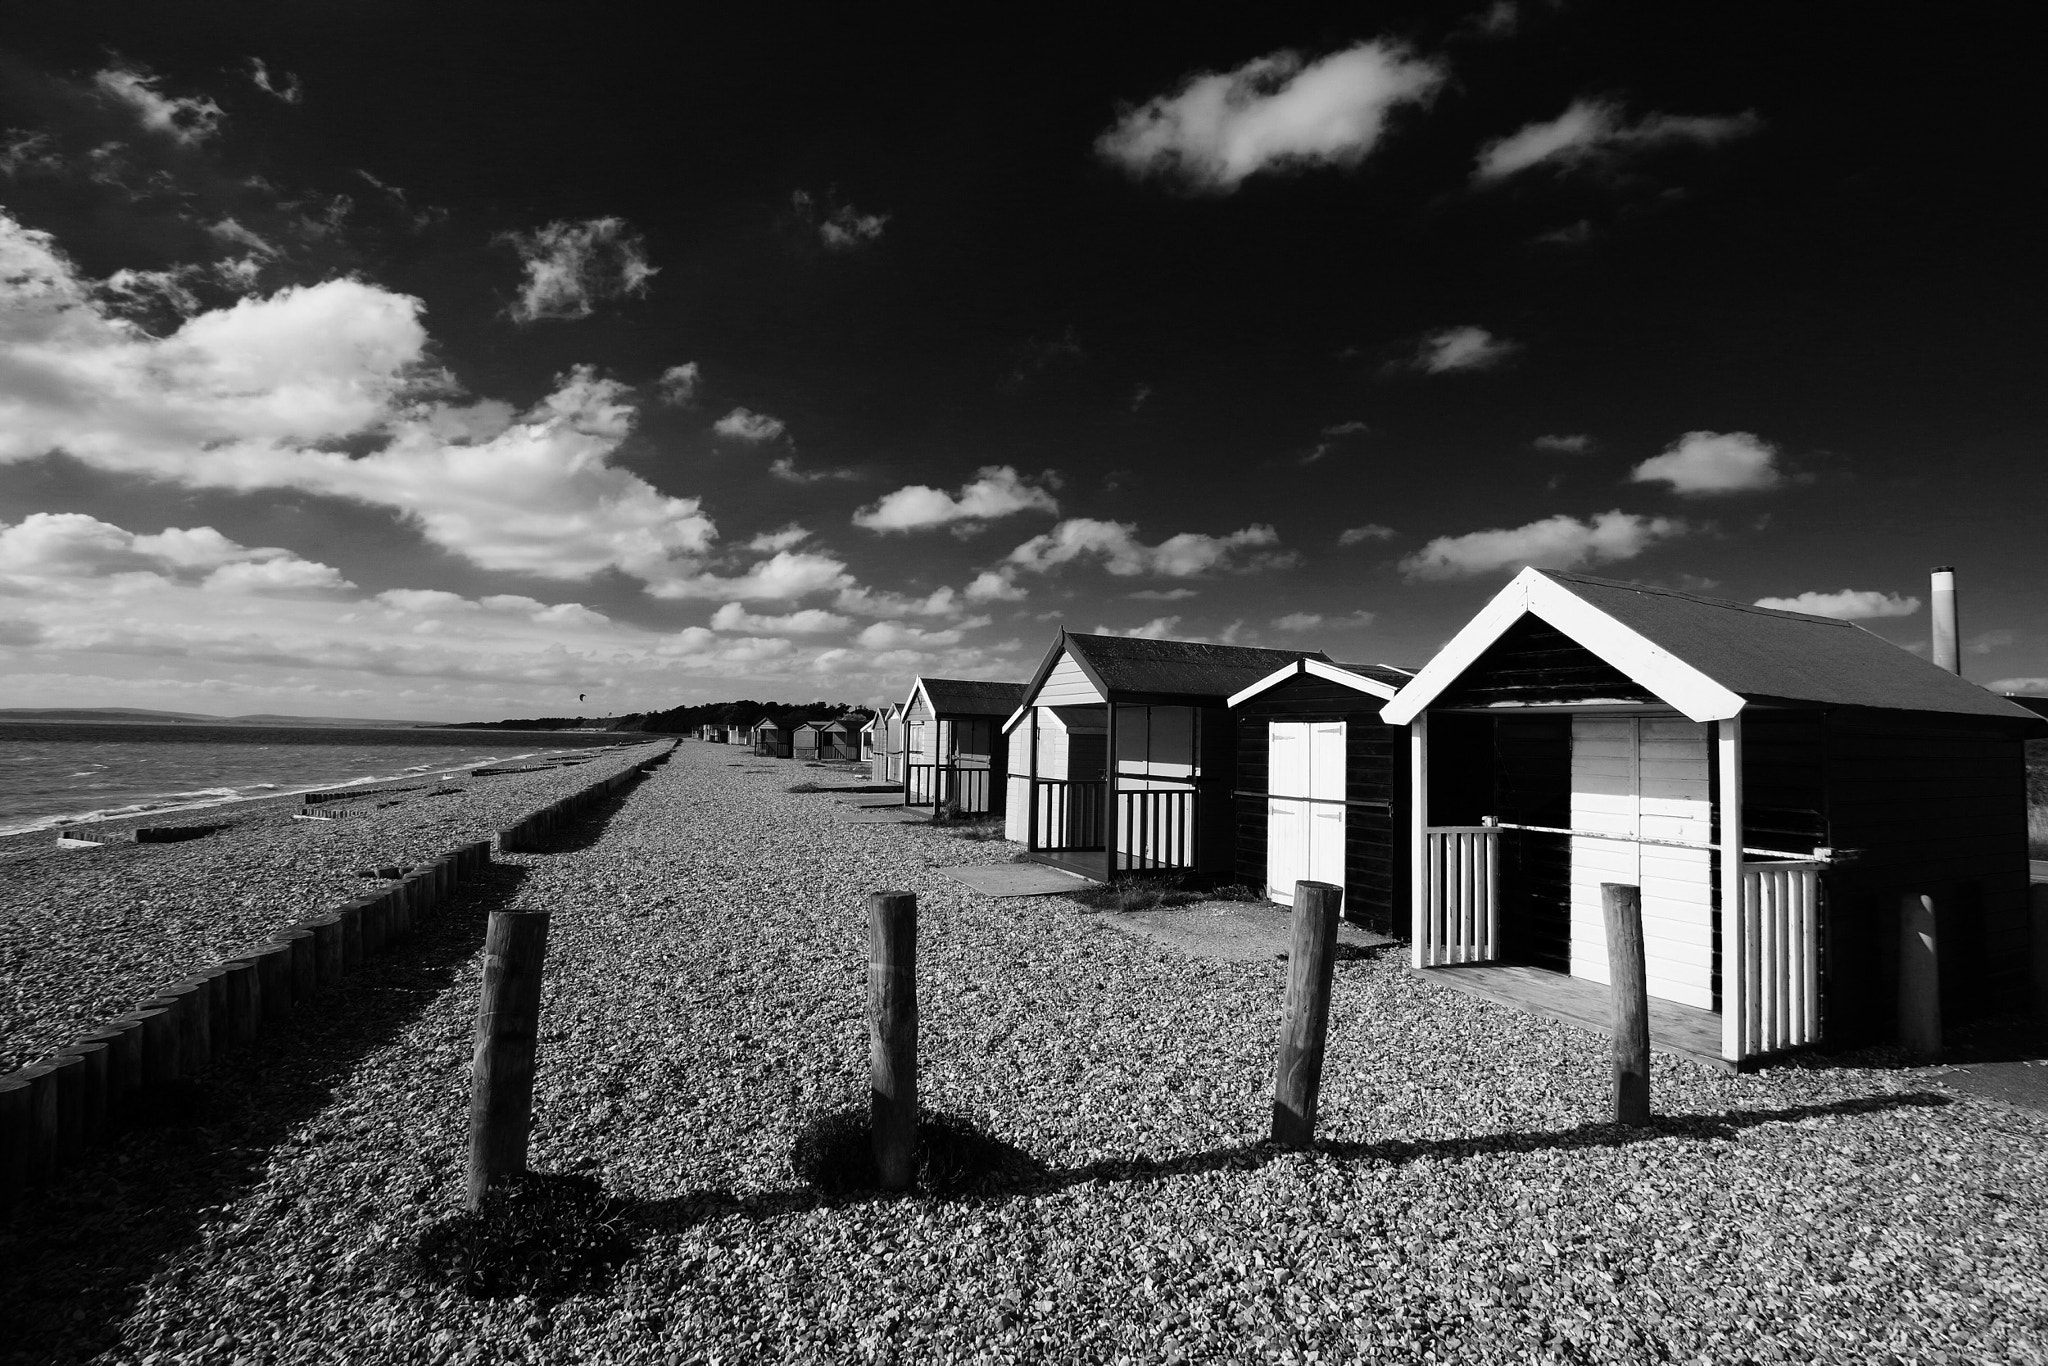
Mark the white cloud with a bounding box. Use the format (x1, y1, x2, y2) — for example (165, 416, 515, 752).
(1462, 2, 1519, 38)
(964, 570, 1027, 603)
(656, 362, 700, 406)
(1990, 677, 2048, 694)
(246, 58, 302, 104)
(1412, 325, 1517, 373)
(1092, 616, 1183, 640)
(1097, 42, 1446, 192)
(710, 602, 852, 634)
(1475, 99, 1762, 182)
(93, 65, 225, 145)
(206, 217, 280, 259)
(1398, 510, 1687, 581)
(1273, 612, 1323, 630)
(1752, 590, 1922, 620)
(1630, 430, 1782, 495)
(836, 584, 962, 619)
(857, 620, 975, 651)
(713, 407, 787, 443)
(1, 131, 64, 177)
(202, 557, 352, 594)
(769, 454, 857, 484)
(746, 525, 810, 554)
(1001, 518, 1298, 581)
(1337, 524, 1397, 546)
(0, 512, 348, 595)
(852, 465, 1058, 532)
(1534, 433, 1593, 453)
(793, 190, 889, 250)
(502, 218, 656, 323)
(644, 550, 853, 603)
(1322, 420, 1369, 436)
(1130, 587, 1199, 601)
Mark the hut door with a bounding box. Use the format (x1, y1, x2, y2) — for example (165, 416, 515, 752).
(1568, 717, 1714, 1010)
(1266, 721, 1346, 905)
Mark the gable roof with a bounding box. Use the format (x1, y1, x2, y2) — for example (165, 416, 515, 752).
(1384, 568, 2042, 725)
(911, 677, 1030, 717)
(1228, 658, 1414, 708)
(1005, 631, 1329, 730)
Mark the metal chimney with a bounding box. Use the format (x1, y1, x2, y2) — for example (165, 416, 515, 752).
(1930, 566, 1959, 673)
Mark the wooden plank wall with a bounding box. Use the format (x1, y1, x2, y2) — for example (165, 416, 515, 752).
(1434, 617, 1654, 709)
(1233, 676, 1406, 932)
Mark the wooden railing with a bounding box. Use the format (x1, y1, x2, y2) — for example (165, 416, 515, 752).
(1034, 778, 1105, 851)
(1117, 786, 1197, 871)
(907, 763, 993, 813)
(1420, 826, 1500, 966)
(1735, 861, 1822, 1056)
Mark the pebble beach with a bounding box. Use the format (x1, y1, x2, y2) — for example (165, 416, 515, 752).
(1, 741, 2044, 1364)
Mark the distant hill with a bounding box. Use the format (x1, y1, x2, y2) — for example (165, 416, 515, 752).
(0, 707, 428, 728)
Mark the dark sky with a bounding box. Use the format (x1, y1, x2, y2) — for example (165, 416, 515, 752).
(2, 2, 2043, 718)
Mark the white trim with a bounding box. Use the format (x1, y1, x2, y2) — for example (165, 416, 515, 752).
(904, 677, 936, 724)
(1001, 705, 1028, 735)
(1718, 714, 1745, 1063)
(1227, 657, 1403, 709)
(1409, 715, 1428, 971)
(1380, 568, 1746, 726)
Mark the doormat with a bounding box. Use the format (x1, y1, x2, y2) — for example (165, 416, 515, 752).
(938, 863, 1101, 897)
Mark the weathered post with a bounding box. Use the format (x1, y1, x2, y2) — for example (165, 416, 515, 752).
(1602, 883, 1652, 1125)
(1272, 880, 1344, 1148)
(1899, 891, 1941, 1059)
(868, 891, 919, 1191)
(467, 910, 551, 1211)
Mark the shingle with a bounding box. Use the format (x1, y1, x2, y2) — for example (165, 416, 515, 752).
(919, 678, 1030, 716)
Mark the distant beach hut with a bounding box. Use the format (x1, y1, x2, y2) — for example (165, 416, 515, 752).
(1383, 568, 2046, 1068)
(901, 677, 1030, 816)
(750, 717, 791, 758)
(870, 702, 905, 784)
(820, 715, 865, 763)
(859, 715, 878, 765)
(1001, 631, 1322, 880)
(1227, 658, 1416, 933)
(792, 719, 830, 762)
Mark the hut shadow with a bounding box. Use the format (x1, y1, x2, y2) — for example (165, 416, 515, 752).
(1807, 1013, 2048, 1071)
(0, 862, 530, 1365)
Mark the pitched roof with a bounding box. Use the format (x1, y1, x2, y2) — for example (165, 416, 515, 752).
(916, 678, 1029, 716)
(1385, 568, 2042, 725)
(1327, 661, 1416, 689)
(1058, 632, 1328, 699)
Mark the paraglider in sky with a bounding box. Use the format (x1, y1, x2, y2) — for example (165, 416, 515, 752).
(578, 693, 586, 702)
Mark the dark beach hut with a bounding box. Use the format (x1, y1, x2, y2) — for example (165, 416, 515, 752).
(1000, 631, 1324, 882)
(1227, 658, 1415, 932)
(1381, 568, 2045, 1069)
(749, 716, 791, 758)
(819, 715, 866, 763)
(901, 677, 1029, 815)
(791, 719, 828, 762)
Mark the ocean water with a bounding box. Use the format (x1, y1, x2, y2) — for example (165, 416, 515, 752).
(0, 721, 632, 835)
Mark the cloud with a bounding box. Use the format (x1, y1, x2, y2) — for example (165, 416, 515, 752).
(1474, 99, 1762, 182)
(1398, 510, 1687, 581)
(656, 362, 700, 406)
(856, 620, 978, 651)
(1092, 616, 1183, 640)
(792, 189, 888, 251)
(852, 466, 1058, 532)
(1533, 433, 1593, 453)
(1272, 612, 1323, 630)
(1460, 2, 1519, 38)
(1002, 519, 1297, 580)
(1322, 420, 1369, 436)
(0, 511, 349, 595)
(1630, 430, 1781, 495)
(501, 218, 656, 323)
(93, 65, 225, 145)
(1130, 588, 1199, 601)
(1990, 677, 2048, 694)
(1, 131, 64, 178)
(206, 217, 280, 258)
(202, 557, 351, 594)
(1097, 41, 1446, 192)
(836, 585, 962, 618)
(710, 602, 852, 635)
(1006, 329, 1085, 388)
(769, 455, 857, 484)
(643, 550, 854, 602)
(746, 525, 810, 554)
(964, 570, 1027, 603)
(1410, 325, 1517, 373)
(246, 58, 302, 104)
(713, 407, 787, 443)
(1752, 590, 1921, 620)
(1337, 524, 1398, 546)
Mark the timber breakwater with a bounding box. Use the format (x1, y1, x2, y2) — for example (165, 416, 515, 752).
(0, 740, 674, 1200)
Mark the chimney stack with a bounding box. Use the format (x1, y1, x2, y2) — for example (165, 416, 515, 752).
(1930, 566, 1959, 673)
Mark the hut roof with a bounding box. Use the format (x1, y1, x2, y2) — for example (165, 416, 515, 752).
(1385, 568, 2044, 726)
(1056, 632, 1327, 699)
(912, 677, 1030, 717)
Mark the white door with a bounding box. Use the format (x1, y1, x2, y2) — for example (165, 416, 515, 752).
(1266, 721, 1347, 905)
(1568, 716, 1714, 1010)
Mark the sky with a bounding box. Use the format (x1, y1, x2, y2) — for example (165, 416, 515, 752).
(2, 1, 2044, 721)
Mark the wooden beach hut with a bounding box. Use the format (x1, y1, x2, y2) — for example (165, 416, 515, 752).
(868, 703, 902, 783)
(1227, 659, 1415, 933)
(901, 678, 1030, 815)
(749, 717, 791, 758)
(1001, 632, 1325, 881)
(792, 720, 827, 762)
(859, 715, 877, 765)
(1382, 568, 2044, 1068)
(819, 715, 865, 763)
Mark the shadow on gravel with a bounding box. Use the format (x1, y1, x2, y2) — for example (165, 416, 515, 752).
(519, 777, 649, 855)
(0, 862, 530, 1366)
(415, 1172, 638, 1304)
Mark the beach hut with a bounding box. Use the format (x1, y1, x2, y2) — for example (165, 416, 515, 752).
(749, 717, 791, 758)
(820, 715, 866, 763)
(901, 678, 1030, 815)
(869, 703, 907, 783)
(792, 719, 828, 762)
(1381, 568, 2044, 1068)
(1227, 659, 1416, 933)
(1001, 632, 1325, 880)
(859, 715, 878, 765)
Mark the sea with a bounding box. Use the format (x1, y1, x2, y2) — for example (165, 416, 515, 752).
(0, 721, 633, 835)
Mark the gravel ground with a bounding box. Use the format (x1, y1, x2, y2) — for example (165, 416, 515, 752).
(1, 740, 2044, 1364)
(0, 741, 665, 1073)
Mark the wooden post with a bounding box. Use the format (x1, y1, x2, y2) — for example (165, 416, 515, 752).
(1409, 716, 1429, 970)
(0, 1069, 34, 1208)
(467, 910, 551, 1211)
(35, 1053, 81, 1169)
(282, 928, 317, 1004)
(1899, 891, 1941, 1059)
(252, 942, 293, 1024)
(1271, 879, 1343, 1148)
(55, 1040, 109, 1148)
(305, 914, 344, 986)
(868, 891, 918, 1191)
(1603, 883, 1652, 1126)
(218, 959, 261, 1047)
(157, 979, 211, 1074)
(2029, 882, 2048, 1020)
(89, 1019, 143, 1132)
(131, 1007, 177, 1108)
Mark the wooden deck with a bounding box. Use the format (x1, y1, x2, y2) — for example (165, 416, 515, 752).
(1415, 961, 1735, 1073)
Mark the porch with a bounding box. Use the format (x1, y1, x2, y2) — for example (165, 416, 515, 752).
(1416, 960, 1732, 1072)
(1023, 775, 1207, 880)
(905, 761, 996, 814)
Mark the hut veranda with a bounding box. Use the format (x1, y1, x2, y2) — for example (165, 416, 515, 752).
(1382, 569, 2044, 1068)
(899, 678, 1029, 815)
